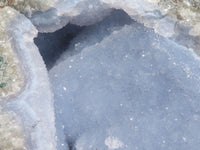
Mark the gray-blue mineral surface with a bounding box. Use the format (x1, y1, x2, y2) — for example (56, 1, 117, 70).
(1, 0, 200, 150)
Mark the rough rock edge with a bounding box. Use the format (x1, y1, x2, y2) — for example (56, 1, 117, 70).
(2, 8, 56, 150)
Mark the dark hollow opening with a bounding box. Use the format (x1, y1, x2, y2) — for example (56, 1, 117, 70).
(34, 24, 84, 70)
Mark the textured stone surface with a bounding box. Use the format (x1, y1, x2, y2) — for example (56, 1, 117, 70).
(1, 0, 200, 150)
(49, 20, 200, 150)
(30, 0, 200, 54)
(0, 6, 56, 150)
(0, 7, 24, 98)
(30, 0, 200, 36)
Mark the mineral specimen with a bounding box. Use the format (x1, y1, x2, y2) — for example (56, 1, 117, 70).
(49, 16, 200, 150)
(0, 7, 24, 98)
(1, 0, 200, 150)
(0, 5, 56, 150)
(30, 0, 200, 53)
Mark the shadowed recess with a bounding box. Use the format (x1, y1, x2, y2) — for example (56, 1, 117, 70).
(34, 24, 84, 70)
(34, 9, 133, 70)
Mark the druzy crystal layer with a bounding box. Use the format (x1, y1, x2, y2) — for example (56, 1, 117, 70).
(1, 0, 200, 150)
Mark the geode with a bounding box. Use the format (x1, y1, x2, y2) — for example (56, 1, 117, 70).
(1, 0, 200, 150)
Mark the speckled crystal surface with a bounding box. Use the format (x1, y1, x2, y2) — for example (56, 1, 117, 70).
(1, 0, 200, 150)
(50, 17, 200, 150)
